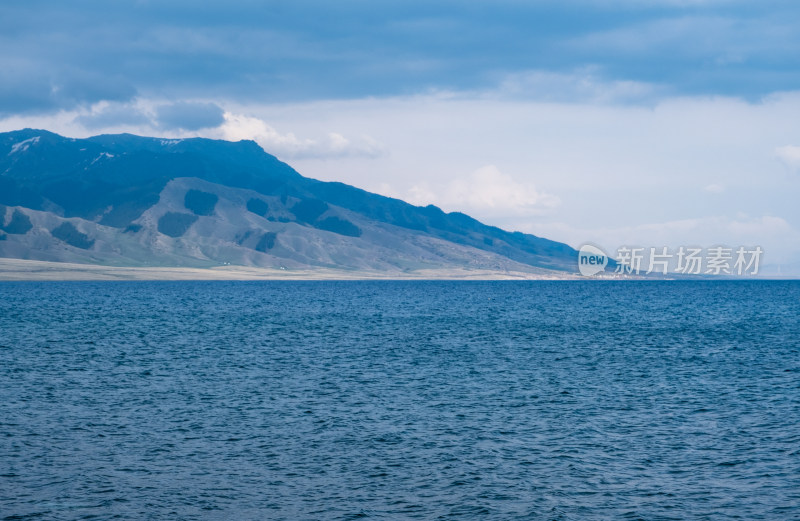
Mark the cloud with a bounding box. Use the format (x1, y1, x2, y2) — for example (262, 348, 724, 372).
(564, 12, 800, 98)
(521, 214, 800, 269)
(0, 68, 61, 116)
(76, 101, 152, 130)
(2, 83, 799, 269)
(395, 165, 560, 217)
(155, 101, 225, 131)
(704, 183, 725, 193)
(0, 64, 137, 117)
(74, 99, 226, 132)
(218, 113, 384, 159)
(2, 0, 800, 118)
(775, 145, 800, 171)
(447, 165, 561, 212)
(497, 68, 660, 104)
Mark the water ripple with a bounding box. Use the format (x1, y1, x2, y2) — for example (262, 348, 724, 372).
(1, 280, 798, 520)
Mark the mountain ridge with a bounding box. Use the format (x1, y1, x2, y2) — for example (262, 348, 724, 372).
(0, 129, 579, 275)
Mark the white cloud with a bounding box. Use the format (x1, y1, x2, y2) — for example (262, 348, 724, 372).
(521, 214, 800, 269)
(76, 101, 153, 129)
(726, 214, 794, 237)
(775, 145, 800, 171)
(0, 102, 386, 162)
(217, 90, 799, 267)
(2, 86, 799, 270)
(497, 68, 660, 104)
(217, 113, 384, 160)
(391, 165, 560, 217)
(446, 165, 560, 213)
(405, 184, 438, 206)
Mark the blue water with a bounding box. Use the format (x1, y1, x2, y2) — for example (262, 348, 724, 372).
(1, 281, 799, 520)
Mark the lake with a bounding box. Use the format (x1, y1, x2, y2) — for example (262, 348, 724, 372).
(1, 281, 798, 520)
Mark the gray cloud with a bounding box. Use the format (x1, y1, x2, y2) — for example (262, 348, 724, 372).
(155, 101, 225, 131)
(0, 63, 137, 117)
(2, 0, 800, 118)
(75, 103, 152, 130)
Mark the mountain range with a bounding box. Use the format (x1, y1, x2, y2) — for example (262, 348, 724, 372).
(0, 129, 579, 276)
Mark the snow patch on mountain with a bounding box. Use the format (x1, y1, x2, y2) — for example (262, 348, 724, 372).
(8, 136, 40, 155)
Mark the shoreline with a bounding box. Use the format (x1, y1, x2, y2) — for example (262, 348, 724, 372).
(0, 258, 581, 281)
(1, 259, 791, 281)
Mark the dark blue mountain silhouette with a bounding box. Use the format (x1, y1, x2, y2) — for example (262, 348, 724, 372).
(0, 129, 577, 271)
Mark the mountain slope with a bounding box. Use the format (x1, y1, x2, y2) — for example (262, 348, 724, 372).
(0, 129, 579, 274)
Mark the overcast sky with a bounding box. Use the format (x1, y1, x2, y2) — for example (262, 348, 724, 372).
(2, 0, 799, 272)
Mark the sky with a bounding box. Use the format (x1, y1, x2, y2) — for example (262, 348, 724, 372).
(2, 0, 799, 273)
